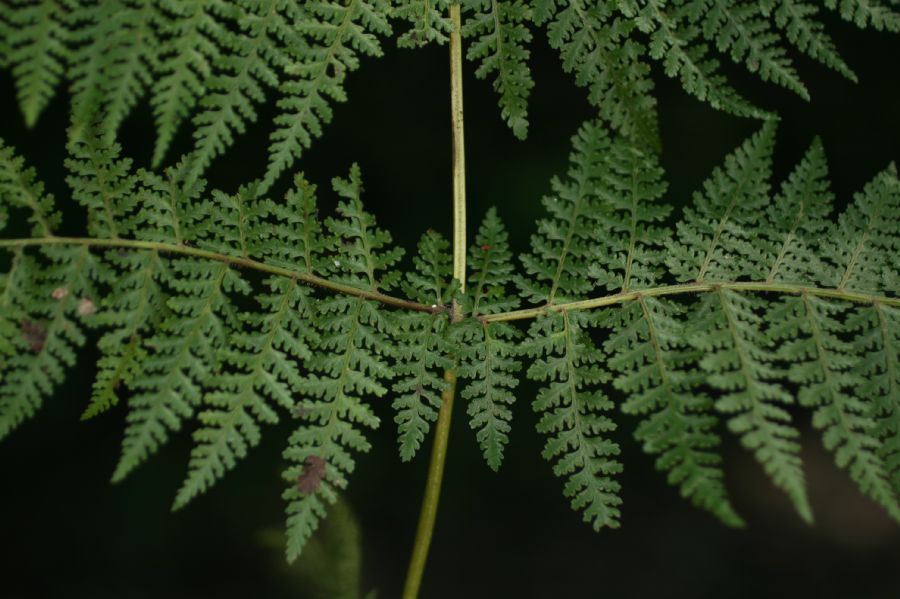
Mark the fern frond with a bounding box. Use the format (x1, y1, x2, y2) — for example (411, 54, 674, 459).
(587, 128, 670, 292)
(176, 276, 317, 508)
(853, 303, 900, 493)
(688, 0, 808, 98)
(150, 0, 230, 167)
(821, 164, 899, 294)
(760, 137, 834, 285)
(824, 0, 900, 32)
(0, 245, 108, 439)
(525, 310, 622, 530)
(112, 260, 247, 482)
(64, 131, 137, 239)
(187, 0, 305, 180)
(463, 0, 535, 139)
(84, 249, 168, 420)
(456, 209, 521, 469)
(283, 165, 400, 560)
(545, 0, 659, 149)
(606, 298, 744, 526)
(457, 318, 520, 470)
(67, 0, 159, 145)
(518, 120, 609, 304)
(391, 231, 455, 461)
(695, 289, 813, 521)
(780, 294, 900, 520)
(762, 0, 856, 81)
(644, 5, 768, 119)
(263, 0, 392, 191)
(394, 0, 453, 47)
(0, 138, 61, 237)
(667, 121, 776, 283)
(4, 0, 70, 128)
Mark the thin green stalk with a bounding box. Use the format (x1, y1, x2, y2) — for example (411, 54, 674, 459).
(480, 281, 900, 322)
(0, 235, 438, 313)
(3, 237, 897, 318)
(401, 5, 466, 598)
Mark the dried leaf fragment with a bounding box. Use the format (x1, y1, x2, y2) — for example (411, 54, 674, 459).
(296, 455, 327, 494)
(20, 320, 47, 353)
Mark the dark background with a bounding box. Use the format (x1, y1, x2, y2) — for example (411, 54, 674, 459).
(1, 10, 899, 599)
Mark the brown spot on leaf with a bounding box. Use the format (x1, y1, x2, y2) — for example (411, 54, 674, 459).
(480, 244, 491, 251)
(296, 455, 327, 494)
(20, 320, 47, 353)
(77, 297, 97, 317)
(52, 286, 69, 300)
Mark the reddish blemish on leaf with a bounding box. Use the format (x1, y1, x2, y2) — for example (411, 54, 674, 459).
(296, 455, 327, 494)
(480, 244, 491, 251)
(20, 320, 47, 353)
(51, 286, 69, 300)
(77, 297, 97, 316)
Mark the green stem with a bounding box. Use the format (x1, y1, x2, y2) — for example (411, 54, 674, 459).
(401, 367, 458, 599)
(0, 235, 438, 314)
(401, 6, 466, 598)
(480, 281, 900, 322)
(3, 237, 897, 317)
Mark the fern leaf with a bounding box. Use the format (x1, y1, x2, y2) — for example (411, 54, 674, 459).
(5, 0, 70, 128)
(821, 164, 899, 294)
(175, 276, 317, 508)
(392, 231, 455, 461)
(84, 249, 167, 420)
(187, 0, 305, 181)
(394, 0, 453, 47)
(392, 311, 453, 461)
(525, 310, 622, 529)
(607, 298, 744, 526)
(763, 0, 857, 80)
(690, 0, 808, 98)
(0, 138, 61, 237)
(518, 120, 609, 304)
(456, 209, 522, 469)
(463, 0, 535, 139)
(263, 0, 392, 191)
(150, 0, 230, 167)
(760, 137, 834, 284)
(64, 131, 137, 239)
(113, 261, 248, 482)
(645, 6, 768, 119)
(283, 165, 400, 560)
(457, 318, 520, 470)
(852, 303, 900, 493)
(693, 289, 813, 522)
(667, 122, 776, 282)
(67, 0, 159, 144)
(587, 129, 670, 292)
(253, 173, 330, 273)
(824, 0, 900, 32)
(0, 246, 108, 439)
(782, 294, 900, 521)
(546, 1, 659, 149)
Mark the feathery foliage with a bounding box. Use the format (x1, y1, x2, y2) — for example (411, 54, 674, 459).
(2, 0, 895, 181)
(0, 0, 899, 579)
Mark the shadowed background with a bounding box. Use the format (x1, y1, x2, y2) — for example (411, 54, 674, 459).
(0, 11, 898, 599)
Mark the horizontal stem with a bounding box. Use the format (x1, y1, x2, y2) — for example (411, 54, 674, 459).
(3, 237, 897, 319)
(0, 236, 440, 314)
(482, 281, 900, 322)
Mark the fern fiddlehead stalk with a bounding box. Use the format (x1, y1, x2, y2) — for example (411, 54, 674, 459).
(402, 4, 467, 598)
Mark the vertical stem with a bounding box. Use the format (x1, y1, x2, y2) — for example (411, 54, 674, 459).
(450, 10, 467, 284)
(401, 5, 466, 599)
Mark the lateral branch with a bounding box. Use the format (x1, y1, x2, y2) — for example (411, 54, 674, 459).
(2, 237, 897, 318)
